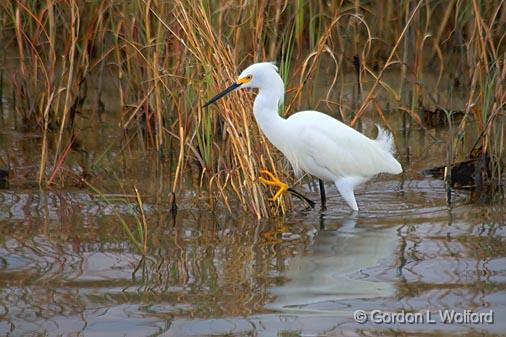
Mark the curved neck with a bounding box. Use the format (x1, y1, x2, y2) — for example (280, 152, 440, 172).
(253, 84, 286, 151)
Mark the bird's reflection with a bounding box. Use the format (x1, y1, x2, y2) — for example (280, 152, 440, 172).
(266, 214, 398, 313)
(319, 212, 358, 231)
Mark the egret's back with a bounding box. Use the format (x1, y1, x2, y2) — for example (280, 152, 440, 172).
(282, 111, 402, 181)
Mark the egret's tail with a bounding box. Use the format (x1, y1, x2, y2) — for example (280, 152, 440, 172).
(375, 124, 396, 155)
(375, 124, 403, 174)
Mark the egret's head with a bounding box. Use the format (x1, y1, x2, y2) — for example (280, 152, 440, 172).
(203, 62, 282, 108)
(236, 62, 279, 89)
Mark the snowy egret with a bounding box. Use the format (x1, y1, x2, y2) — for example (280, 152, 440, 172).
(204, 62, 402, 211)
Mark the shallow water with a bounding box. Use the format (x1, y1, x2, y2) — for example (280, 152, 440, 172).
(1, 174, 505, 336)
(1, 76, 505, 336)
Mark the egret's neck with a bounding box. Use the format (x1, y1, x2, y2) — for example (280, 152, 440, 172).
(252, 78, 287, 151)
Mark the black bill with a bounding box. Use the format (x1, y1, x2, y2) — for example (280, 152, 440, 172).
(203, 82, 241, 108)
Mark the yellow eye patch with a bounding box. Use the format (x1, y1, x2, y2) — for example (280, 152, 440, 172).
(237, 75, 252, 84)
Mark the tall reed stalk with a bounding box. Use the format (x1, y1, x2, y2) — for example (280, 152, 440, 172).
(1, 0, 504, 217)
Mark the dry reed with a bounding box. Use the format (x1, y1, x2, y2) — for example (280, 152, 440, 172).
(1, 0, 504, 217)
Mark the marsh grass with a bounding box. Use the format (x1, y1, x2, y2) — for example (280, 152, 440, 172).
(85, 180, 149, 254)
(1, 0, 504, 217)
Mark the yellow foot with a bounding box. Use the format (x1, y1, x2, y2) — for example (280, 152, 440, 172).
(258, 169, 288, 201)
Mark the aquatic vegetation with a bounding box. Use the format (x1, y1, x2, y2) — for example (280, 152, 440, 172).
(85, 180, 149, 254)
(0, 0, 504, 217)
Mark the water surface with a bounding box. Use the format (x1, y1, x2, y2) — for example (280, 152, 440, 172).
(0, 76, 505, 336)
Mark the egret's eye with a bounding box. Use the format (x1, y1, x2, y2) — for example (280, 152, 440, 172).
(237, 75, 253, 85)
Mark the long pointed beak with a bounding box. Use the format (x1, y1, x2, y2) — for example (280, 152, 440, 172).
(203, 82, 241, 108)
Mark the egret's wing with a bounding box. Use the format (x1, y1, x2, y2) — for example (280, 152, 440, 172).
(299, 124, 380, 177)
(288, 111, 400, 178)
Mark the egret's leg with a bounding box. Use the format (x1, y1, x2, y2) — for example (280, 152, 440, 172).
(287, 188, 316, 208)
(258, 169, 289, 201)
(259, 170, 315, 208)
(335, 177, 359, 211)
(319, 179, 327, 210)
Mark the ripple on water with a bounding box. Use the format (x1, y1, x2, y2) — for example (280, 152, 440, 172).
(0, 174, 505, 336)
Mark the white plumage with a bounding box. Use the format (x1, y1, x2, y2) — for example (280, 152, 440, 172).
(204, 62, 402, 211)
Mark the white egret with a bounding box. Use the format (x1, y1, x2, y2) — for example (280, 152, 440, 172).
(204, 62, 402, 211)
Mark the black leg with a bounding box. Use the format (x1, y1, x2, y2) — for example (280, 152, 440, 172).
(319, 179, 327, 210)
(287, 188, 315, 209)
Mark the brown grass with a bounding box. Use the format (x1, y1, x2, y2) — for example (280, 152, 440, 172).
(1, 0, 504, 217)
